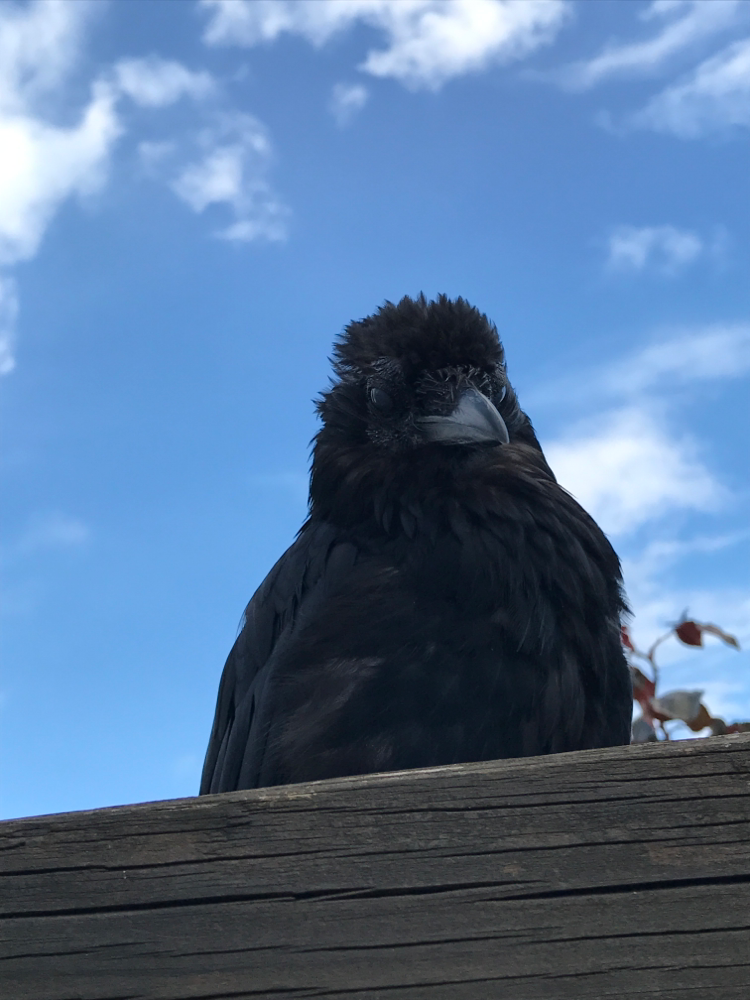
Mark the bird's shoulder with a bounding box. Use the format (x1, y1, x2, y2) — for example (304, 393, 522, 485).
(199, 518, 371, 793)
(232, 519, 369, 690)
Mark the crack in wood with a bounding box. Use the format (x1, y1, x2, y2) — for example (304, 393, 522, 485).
(4, 871, 750, 922)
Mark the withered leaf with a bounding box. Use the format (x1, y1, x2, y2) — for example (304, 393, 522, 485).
(675, 619, 703, 646)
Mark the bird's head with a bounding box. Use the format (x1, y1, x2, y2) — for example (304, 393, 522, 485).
(310, 295, 551, 525)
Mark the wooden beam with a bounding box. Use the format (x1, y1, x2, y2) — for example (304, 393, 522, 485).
(2, 734, 750, 999)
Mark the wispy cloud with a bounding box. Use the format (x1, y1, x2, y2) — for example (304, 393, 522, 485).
(137, 139, 177, 172)
(556, 0, 743, 91)
(248, 471, 309, 503)
(114, 55, 217, 107)
(605, 322, 750, 394)
(623, 530, 750, 595)
(116, 61, 290, 244)
(171, 113, 289, 242)
(200, 0, 570, 91)
(329, 82, 369, 126)
(0, 274, 18, 375)
(0, 512, 91, 621)
(12, 512, 91, 555)
(631, 36, 750, 137)
(605, 224, 707, 276)
(529, 322, 750, 410)
(541, 1, 750, 143)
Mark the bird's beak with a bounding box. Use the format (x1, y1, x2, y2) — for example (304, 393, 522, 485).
(417, 385, 509, 446)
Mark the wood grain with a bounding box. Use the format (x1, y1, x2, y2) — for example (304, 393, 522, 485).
(2, 735, 750, 999)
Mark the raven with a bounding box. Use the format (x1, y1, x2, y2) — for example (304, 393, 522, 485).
(201, 295, 632, 793)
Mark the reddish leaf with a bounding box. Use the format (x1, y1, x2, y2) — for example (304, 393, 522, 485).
(674, 620, 703, 647)
(621, 625, 635, 651)
(629, 667, 672, 723)
(699, 623, 741, 650)
(630, 666, 655, 704)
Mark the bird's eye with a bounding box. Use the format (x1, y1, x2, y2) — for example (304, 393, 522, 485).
(369, 387, 394, 414)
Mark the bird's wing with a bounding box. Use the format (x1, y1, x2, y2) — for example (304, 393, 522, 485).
(199, 520, 360, 793)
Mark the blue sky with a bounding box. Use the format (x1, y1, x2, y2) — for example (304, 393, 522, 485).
(1, 0, 749, 820)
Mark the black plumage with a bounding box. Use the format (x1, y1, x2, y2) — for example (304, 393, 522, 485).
(201, 295, 632, 794)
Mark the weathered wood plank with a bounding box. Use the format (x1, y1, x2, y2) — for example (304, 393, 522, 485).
(2, 735, 750, 999)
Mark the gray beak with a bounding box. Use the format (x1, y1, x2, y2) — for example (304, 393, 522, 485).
(417, 385, 509, 446)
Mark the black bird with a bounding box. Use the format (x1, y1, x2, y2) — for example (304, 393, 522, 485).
(201, 295, 632, 793)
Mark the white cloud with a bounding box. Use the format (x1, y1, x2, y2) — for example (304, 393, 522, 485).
(330, 82, 369, 126)
(114, 56, 217, 107)
(201, 0, 358, 46)
(171, 113, 289, 242)
(606, 224, 704, 275)
(200, 0, 570, 90)
(539, 321, 750, 537)
(546, 406, 723, 536)
(0, 1, 119, 269)
(360, 0, 568, 89)
(0, 0, 94, 114)
(631, 36, 750, 137)
(0, 81, 121, 266)
(174, 147, 247, 211)
(557, 0, 743, 90)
